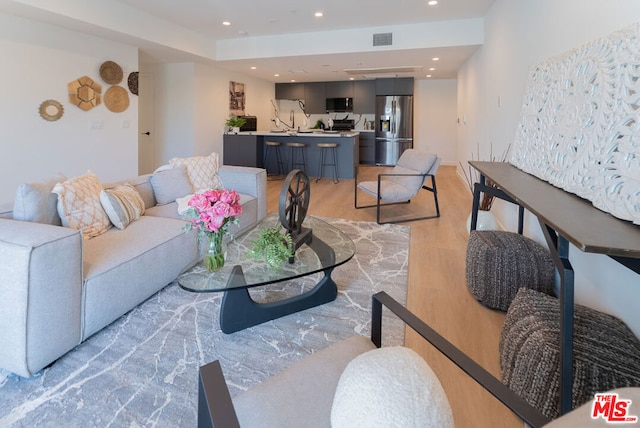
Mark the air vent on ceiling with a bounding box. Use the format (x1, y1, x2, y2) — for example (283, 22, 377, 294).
(373, 32, 392, 47)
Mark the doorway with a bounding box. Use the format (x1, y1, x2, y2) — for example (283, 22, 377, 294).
(138, 73, 155, 174)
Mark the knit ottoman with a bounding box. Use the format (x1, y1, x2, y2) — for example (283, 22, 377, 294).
(500, 288, 640, 419)
(466, 230, 555, 311)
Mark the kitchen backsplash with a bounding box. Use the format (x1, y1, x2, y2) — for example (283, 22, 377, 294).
(273, 99, 374, 131)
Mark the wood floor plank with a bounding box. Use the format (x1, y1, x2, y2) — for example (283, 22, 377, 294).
(266, 165, 522, 428)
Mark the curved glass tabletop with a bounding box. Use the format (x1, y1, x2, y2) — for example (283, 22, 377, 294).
(177, 213, 356, 293)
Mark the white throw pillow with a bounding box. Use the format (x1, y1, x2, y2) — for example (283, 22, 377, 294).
(52, 172, 112, 239)
(100, 183, 145, 230)
(169, 152, 224, 191)
(331, 346, 454, 428)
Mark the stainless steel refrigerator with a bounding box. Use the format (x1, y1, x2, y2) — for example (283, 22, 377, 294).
(375, 95, 413, 165)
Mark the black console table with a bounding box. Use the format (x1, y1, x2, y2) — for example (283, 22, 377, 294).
(469, 161, 640, 415)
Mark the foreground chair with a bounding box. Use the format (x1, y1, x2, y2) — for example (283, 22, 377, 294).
(354, 149, 441, 224)
(198, 292, 552, 428)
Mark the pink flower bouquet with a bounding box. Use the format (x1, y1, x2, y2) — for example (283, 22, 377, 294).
(182, 189, 243, 271)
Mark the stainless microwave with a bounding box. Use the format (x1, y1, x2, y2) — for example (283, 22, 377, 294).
(326, 97, 353, 113)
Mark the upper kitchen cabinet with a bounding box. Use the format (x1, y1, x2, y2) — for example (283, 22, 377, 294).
(303, 82, 326, 114)
(375, 77, 414, 96)
(325, 81, 354, 98)
(275, 82, 305, 100)
(353, 80, 376, 114)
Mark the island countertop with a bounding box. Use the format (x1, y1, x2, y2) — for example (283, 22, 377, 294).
(223, 132, 359, 179)
(228, 130, 360, 138)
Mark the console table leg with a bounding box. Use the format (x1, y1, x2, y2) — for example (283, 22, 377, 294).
(540, 222, 575, 415)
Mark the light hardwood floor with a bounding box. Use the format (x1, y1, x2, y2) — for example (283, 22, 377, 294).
(266, 165, 522, 428)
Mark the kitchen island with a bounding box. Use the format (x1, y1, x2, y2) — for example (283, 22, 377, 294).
(223, 131, 360, 179)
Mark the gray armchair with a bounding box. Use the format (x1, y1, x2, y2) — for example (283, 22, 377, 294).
(354, 149, 441, 224)
(197, 292, 551, 428)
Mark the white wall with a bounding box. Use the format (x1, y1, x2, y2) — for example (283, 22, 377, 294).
(457, 0, 640, 335)
(142, 62, 274, 167)
(0, 13, 139, 206)
(414, 79, 457, 161)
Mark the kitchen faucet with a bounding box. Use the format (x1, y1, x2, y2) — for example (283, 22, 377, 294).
(290, 110, 295, 129)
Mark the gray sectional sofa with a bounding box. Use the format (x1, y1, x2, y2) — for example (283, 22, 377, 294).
(0, 164, 267, 377)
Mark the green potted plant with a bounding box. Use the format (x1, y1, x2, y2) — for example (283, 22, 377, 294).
(225, 116, 247, 133)
(248, 224, 294, 271)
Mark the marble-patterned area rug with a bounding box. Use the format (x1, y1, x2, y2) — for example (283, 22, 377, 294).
(0, 216, 409, 427)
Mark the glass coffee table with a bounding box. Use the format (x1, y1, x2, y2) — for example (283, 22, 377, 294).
(178, 213, 356, 333)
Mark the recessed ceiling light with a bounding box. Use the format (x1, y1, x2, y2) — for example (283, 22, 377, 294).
(222, 21, 231, 26)
(428, 1, 438, 6)
(274, 74, 280, 77)
(349, 77, 355, 80)
(429, 67, 435, 71)
(426, 74, 432, 77)
(315, 11, 323, 17)
(250, 66, 256, 70)
(432, 57, 440, 61)
(290, 79, 296, 82)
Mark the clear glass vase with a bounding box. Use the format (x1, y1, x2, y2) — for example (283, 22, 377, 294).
(204, 232, 225, 272)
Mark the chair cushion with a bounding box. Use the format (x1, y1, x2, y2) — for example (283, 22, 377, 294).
(331, 346, 453, 428)
(396, 149, 437, 174)
(358, 178, 420, 203)
(233, 336, 376, 428)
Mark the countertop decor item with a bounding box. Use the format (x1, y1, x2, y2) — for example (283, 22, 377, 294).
(182, 189, 243, 272)
(68, 75, 102, 111)
(99, 60, 123, 85)
(127, 71, 138, 95)
(38, 99, 64, 121)
(104, 86, 129, 113)
(225, 116, 246, 133)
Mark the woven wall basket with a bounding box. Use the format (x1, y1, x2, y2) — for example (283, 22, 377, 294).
(104, 86, 129, 113)
(100, 60, 123, 85)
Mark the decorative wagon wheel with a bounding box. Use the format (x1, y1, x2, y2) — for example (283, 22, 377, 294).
(279, 169, 310, 235)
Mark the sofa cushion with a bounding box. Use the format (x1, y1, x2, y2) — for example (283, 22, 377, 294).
(13, 174, 66, 225)
(169, 152, 224, 191)
(100, 183, 145, 230)
(150, 165, 192, 205)
(81, 215, 198, 339)
(52, 172, 112, 239)
(331, 346, 453, 428)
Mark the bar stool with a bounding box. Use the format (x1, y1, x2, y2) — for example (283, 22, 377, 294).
(264, 141, 285, 179)
(316, 143, 339, 183)
(286, 142, 307, 173)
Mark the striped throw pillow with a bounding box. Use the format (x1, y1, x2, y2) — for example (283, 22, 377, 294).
(100, 183, 145, 230)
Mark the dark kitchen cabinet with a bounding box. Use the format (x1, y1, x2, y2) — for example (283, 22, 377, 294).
(359, 132, 375, 165)
(375, 78, 414, 96)
(353, 80, 376, 114)
(303, 82, 326, 114)
(325, 81, 354, 98)
(275, 83, 305, 100)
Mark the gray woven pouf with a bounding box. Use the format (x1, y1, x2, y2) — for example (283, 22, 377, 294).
(466, 230, 555, 311)
(500, 288, 640, 419)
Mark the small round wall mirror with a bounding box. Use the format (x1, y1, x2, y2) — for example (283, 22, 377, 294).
(39, 99, 64, 121)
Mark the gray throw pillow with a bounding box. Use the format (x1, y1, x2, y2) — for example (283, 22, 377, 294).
(150, 165, 193, 205)
(13, 175, 66, 225)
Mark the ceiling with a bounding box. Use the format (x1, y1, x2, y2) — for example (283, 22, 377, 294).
(2, 0, 496, 82)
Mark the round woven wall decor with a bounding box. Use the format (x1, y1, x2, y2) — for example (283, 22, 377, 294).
(100, 60, 123, 85)
(39, 99, 64, 121)
(104, 86, 129, 113)
(128, 71, 139, 95)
